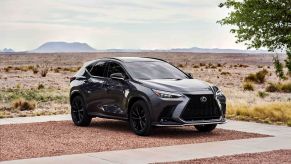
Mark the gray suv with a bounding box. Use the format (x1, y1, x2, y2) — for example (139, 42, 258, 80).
(70, 57, 226, 136)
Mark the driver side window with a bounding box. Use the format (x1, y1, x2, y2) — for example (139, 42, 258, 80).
(107, 62, 127, 78)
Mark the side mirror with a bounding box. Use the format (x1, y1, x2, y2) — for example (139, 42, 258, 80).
(110, 73, 125, 80)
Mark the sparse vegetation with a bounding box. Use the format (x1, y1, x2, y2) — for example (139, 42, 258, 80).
(244, 69, 268, 83)
(221, 71, 231, 75)
(257, 91, 269, 98)
(243, 82, 254, 91)
(32, 66, 39, 74)
(12, 98, 36, 111)
(37, 84, 45, 90)
(266, 82, 291, 93)
(40, 68, 48, 77)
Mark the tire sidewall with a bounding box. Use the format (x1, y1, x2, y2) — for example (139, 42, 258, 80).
(129, 100, 152, 136)
(71, 95, 91, 126)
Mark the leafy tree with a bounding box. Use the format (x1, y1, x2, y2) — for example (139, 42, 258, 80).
(218, 0, 291, 51)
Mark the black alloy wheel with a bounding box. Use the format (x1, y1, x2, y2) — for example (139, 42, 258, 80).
(71, 95, 92, 126)
(129, 100, 152, 136)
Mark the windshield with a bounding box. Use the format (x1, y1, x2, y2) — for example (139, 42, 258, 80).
(125, 61, 189, 80)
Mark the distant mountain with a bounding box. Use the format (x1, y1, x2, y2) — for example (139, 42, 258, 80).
(2, 48, 14, 53)
(32, 42, 96, 53)
(168, 47, 269, 53)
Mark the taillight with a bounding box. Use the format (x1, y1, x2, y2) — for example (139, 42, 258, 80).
(70, 77, 76, 82)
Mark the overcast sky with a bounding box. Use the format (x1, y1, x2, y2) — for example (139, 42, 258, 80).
(0, 0, 247, 51)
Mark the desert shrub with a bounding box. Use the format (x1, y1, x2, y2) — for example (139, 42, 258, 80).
(199, 63, 206, 67)
(210, 65, 217, 69)
(40, 68, 48, 77)
(218, 69, 222, 72)
(281, 82, 291, 92)
(244, 69, 268, 83)
(37, 84, 45, 90)
(257, 91, 269, 98)
(192, 65, 199, 68)
(12, 98, 36, 111)
(221, 71, 231, 75)
(217, 63, 222, 67)
(238, 64, 249, 68)
(32, 67, 39, 74)
(54, 68, 60, 73)
(266, 82, 291, 93)
(178, 63, 184, 68)
(258, 65, 263, 68)
(4, 67, 10, 72)
(243, 82, 254, 91)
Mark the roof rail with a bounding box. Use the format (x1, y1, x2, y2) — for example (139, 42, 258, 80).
(100, 57, 123, 61)
(143, 57, 168, 62)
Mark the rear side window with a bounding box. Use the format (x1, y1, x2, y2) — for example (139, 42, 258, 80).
(90, 61, 107, 77)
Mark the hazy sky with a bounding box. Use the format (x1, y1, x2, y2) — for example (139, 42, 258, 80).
(0, 0, 247, 51)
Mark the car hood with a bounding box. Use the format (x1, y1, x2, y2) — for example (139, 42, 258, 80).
(138, 79, 213, 93)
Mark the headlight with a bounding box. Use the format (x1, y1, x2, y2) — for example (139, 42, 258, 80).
(152, 89, 182, 98)
(212, 86, 223, 96)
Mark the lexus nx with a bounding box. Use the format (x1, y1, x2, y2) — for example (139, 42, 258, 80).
(70, 57, 226, 136)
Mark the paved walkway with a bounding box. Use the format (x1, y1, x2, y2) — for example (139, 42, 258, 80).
(1, 115, 290, 164)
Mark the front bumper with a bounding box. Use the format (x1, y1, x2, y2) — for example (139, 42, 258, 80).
(150, 90, 226, 126)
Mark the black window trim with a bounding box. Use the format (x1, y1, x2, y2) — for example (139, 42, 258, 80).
(85, 60, 109, 79)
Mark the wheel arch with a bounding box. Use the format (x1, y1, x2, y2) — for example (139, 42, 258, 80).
(127, 94, 151, 118)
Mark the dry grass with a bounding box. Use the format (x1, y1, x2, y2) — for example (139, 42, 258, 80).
(244, 69, 268, 83)
(227, 101, 291, 126)
(266, 82, 291, 93)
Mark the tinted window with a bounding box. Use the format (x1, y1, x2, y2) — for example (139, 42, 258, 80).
(125, 61, 188, 80)
(90, 61, 107, 77)
(107, 62, 127, 78)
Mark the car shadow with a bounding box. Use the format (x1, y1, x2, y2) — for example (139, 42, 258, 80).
(86, 118, 216, 139)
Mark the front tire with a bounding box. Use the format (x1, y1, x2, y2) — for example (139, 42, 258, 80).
(129, 100, 152, 136)
(71, 95, 92, 126)
(194, 124, 217, 132)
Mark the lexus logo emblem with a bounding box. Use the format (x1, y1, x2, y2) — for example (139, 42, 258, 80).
(200, 96, 207, 103)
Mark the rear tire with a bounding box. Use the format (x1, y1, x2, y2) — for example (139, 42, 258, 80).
(194, 124, 217, 132)
(71, 95, 92, 126)
(129, 100, 152, 136)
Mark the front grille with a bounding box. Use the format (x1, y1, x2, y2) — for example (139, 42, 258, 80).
(181, 94, 221, 121)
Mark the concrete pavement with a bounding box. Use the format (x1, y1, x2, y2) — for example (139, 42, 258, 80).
(1, 115, 290, 164)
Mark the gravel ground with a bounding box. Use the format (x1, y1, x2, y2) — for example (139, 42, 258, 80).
(0, 118, 267, 161)
(161, 149, 291, 164)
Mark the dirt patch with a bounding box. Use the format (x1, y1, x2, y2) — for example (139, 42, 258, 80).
(162, 149, 291, 164)
(0, 118, 268, 161)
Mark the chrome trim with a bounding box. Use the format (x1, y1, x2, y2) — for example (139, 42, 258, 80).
(153, 119, 226, 127)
